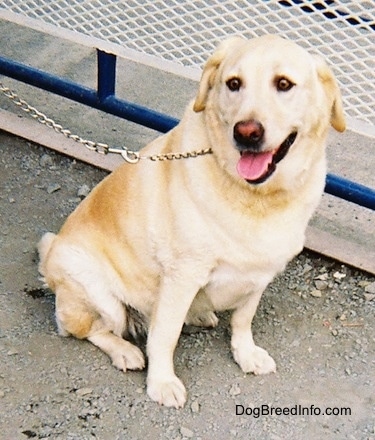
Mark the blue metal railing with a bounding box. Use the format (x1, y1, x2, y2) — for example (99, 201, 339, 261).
(325, 174, 375, 211)
(0, 49, 374, 210)
(0, 51, 178, 133)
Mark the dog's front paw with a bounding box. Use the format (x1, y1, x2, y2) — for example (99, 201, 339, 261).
(147, 375, 187, 408)
(232, 344, 276, 375)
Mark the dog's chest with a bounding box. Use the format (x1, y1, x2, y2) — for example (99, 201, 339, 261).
(204, 239, 290, 310)
(204, 264, 268, 310)
(202, 218, 304, 310)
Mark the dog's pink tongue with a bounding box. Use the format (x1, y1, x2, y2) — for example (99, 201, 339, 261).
(237, 151, 273, 180)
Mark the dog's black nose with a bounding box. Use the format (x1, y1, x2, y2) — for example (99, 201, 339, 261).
(234, 120, 265, 150)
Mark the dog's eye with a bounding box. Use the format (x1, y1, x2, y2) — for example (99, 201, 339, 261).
(275, 76, 295, 92)
(226, 77, 242, 92)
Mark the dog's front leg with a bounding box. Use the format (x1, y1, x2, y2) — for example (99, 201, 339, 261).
(231, 289, 276, 375)
(147, 271, 205, 408)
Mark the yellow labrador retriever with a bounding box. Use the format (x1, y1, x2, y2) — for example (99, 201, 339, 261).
(38, 35, 345, 408)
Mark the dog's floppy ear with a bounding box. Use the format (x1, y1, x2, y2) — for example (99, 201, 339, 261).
(315, 56, 346, 132)
(193, 37, 245, 113)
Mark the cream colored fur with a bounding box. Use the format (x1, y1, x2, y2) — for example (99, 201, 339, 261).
(38, 35, 345, 408)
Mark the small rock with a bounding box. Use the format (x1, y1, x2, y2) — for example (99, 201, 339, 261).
(331, 329, 338, 337)
(21, 430, 37, 438)
(302, 264, 313, 275)
(364, 282, 375, 295)
(7, 348, 18, 356)
(76, 387, 93, 396)
(333, 271, 346, 280)
(40, 154, 53, 168)
(68, 197, 81, 205)
(364, 293, 375, 302)
(180, 426, 194, 438)
(229, 383, 241, 396)
(53, 391, 66, 403)
(310, 289, 322, 298)
(77, 184, 91, 199)
(47, 183, 61, 194)
(191, 400, 200, 413)
(314, 280, 328, 290)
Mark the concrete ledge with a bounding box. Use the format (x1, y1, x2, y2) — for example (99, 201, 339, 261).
(305, 226, 375, 274)
(0, 108, 123, 171)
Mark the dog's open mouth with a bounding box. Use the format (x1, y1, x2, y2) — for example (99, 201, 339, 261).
(236, 132, 298, 184)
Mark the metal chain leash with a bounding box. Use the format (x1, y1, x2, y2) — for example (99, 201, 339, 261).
(0, 81, 213, 163)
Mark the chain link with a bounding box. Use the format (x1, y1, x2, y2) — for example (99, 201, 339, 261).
(0, 81, 213, 163)
(148, 149, 213, 161)
(0, 82, 112, 155)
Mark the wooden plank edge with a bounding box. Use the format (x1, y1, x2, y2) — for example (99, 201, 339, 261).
(1, 108, 374, 275)
(304, 226, 375, 275)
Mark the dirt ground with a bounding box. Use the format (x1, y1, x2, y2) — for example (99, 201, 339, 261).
(0, 132, 374, 440)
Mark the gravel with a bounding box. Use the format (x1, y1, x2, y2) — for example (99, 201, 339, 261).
(0, 133, 374, 440)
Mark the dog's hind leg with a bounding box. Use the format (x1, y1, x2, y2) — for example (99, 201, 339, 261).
(185, 289, 219, 328)
(55, 279, 145, 372)
(88, 330, 145, 372)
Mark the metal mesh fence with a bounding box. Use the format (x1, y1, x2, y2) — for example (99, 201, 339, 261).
(1, 0, 374, 127)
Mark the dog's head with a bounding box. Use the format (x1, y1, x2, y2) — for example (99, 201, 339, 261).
(193, 35, 345, 188)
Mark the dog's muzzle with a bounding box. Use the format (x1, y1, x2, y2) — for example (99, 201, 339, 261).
(236, 131, 298, 184)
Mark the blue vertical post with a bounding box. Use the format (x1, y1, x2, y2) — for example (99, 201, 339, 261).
(97, 50, 116, 101)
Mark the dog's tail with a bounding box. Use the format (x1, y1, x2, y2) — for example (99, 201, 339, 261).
(37, 232, 56, 282)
